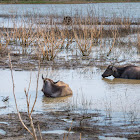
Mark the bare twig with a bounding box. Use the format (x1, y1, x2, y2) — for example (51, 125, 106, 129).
(24, 62, 40, 140)
(66, 120, 73, 140)
(38, 123, 43, 140)
(30, 61, 40, 115)
(8, 53, 33, 136)
(9, 53, 41, 140)
(80, 133, 81, 140)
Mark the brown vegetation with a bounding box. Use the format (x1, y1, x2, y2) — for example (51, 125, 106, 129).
(0, 12, 140, 69)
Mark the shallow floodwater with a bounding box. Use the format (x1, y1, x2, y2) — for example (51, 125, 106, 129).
(0, 129, 6, 135)
(0, 67, 140, 120)
(0, 3, 140, 28)
(41, 130, 74, 135)
(99, 136, 127, 140)
(0, 3, 139, 18)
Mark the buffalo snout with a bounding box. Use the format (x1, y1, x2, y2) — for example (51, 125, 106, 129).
(102, 74, 105, 78)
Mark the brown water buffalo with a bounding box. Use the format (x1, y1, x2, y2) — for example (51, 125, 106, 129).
(42, 75, 73, 98)
(102, 65, 140, 79)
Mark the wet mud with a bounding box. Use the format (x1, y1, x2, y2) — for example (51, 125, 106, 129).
(0, 111, 140, 140)
(0, 47, 138, 71)
(0, 49, 103, 70)
(0, 4, 140, 139)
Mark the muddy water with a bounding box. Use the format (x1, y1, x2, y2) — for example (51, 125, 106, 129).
(0, 67, 140, 119)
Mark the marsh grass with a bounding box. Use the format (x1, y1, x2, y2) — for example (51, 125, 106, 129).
(0, 8, 140, 62)
(137, 33, 140, 49)
(73, 24, 102, 56)
(65, 90, 93, 115)
(74, 28, 93, 56)
(0, 42, 2, 53)
(37, 28, 65, 60)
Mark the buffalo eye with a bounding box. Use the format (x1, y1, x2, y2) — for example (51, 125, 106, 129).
(108, 65, 113, 69)
(54, 80, 59, 84)
(112, 66, 117, 72)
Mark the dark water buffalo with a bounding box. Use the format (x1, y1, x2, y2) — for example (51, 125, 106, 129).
(102, 65, 140, 79)
(63, 16, 72, 25)
(42, 75, 73, 98)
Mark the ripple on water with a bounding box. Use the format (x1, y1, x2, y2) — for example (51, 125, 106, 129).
(41, 130, 74, 135)
(0, 129, 6, 135)
(99, 136, 128, 140)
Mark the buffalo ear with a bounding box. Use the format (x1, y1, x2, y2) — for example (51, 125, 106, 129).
(112, 66, 117, 72)
(53, 80, 60, 84)
(108, 65, 113, 69)
(42, 74, 44, 80)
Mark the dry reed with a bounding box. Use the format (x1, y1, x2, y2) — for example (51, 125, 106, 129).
(9, 53, 41, 140)
(0, 11, 139, 61)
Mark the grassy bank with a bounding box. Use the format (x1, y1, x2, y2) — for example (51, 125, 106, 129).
(0, 0, 140, 4)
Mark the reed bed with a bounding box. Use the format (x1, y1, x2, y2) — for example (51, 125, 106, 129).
(0, 12, 140, 63)
(137, 33, 140, 49)
(37, 27, 65, 60)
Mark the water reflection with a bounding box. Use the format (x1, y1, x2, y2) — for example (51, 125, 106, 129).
(102, 78, 140, 85)
(1, 68, 140, 116)
(0, 129, 6, 135)
(98, 136, 127, 140)
(41, 130, 74, 134)
(42, 95, 72, 104)
(41, 95, 72, 111)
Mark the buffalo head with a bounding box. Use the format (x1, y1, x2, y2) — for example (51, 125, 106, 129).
(102, 65, 117, 78)
(41, 75, 72, 98)
(42, 75, 59, 94)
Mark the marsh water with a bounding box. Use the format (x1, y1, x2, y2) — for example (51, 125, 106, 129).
(1, 68, 140, 118)
(0, 3, 140, 17)
(0, 2, 140, 139)
(0, 2, 140, 28)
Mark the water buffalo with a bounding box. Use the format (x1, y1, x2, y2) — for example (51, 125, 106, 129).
(63, 16, 72, 25)
(42, 75, 73, 98)
(102, 65, 140, 79)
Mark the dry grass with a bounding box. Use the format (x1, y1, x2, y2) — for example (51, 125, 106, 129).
(137, 33, 140, 49)
(37, 27, 65, 60)
(0, 12, 140, 61)
(9, 54, 41, 139)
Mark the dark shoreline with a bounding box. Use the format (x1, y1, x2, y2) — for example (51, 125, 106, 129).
(0, 1, 139, 4)
(0, 110, 140, 140)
